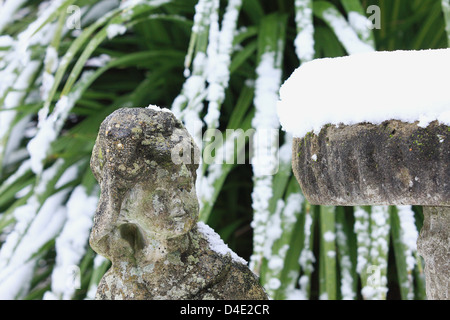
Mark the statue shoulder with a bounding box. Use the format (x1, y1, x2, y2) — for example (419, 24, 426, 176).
(192, 223, 269, 300)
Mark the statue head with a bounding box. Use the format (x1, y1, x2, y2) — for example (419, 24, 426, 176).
(89, 107, 200, 261)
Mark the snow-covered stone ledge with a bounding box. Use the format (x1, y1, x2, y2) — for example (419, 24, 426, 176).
(277, 49, 450, 300)
(277, 49, 450, 139)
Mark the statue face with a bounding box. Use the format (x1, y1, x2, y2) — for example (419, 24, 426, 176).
(89, 108, 199, 258)
(119, 164, 199, 239)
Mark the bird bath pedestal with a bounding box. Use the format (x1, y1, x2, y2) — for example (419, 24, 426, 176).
(292, 120, 449, 299)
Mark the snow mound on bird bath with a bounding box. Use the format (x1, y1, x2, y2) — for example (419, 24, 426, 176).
(277, 48, 450, 138)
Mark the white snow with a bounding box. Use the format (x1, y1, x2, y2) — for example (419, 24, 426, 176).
(251, 51, 282, 177)
(278, 133, 293, 166)
(354, 207, 370, 274)
(183, 75, 205, 102)
(321, 7, 375, 55)
(55, 163, 79, 189)
(204, 0, 241, 129)
(336, 222, 355, 300)
(85, 53, 111, 67)
(298, 211, 315, 276)
(15, 0, 63, 60)
(197, 163, 222, 210)
(262, 200, 284, 259)
(0, 160, 31, 194)
(323, 231, 336, 242)
(327, 250, 336, 258)
(340, 256, 355, 300)
(267, 278, 281, 290)
(173, 51, 207, 132)
(2, 114, 30, 166)
(15, 184, 32, 199)
(40, 46, 59, 112)
(28, 71, 93, 174)
(294, 0, 315, 62)
(147, 104, 172, 113)
(41, 71, 55, 101)
(0, 0, 27, 33)
(0, 189, 68, 299)
(0, 159, 91, 299)
(44, 46, 59, 73)
(278, 48, 450, 138)
(283, 193, 304, 223)
(268, 255, 284, 270)
(85, 255, 108, 300)
(27, 96, 66, 174)
(197, 221, 247, 265)
(397, 206, 418, 271)
(348, 11, 374, 46)
(106, 24, 127, 39)
(120, 0, 170, 10)
(354, 206, 390, 300)
(0, 61, 39, 158)
(319, 292, 329, 300)
(191, 0, 212, 34)
(253, 52, 283, 130)
(197, 128, 250, 210)
(0, 35, 13, 47)
(249, 48, 283, 274)
(443, 0, 450, 43)
(45, 186, 99, 300)
(82, 0, 120, 25)
(298, 250, 315, 274)
(395, 205, 418, 300)
(171, 0, 216, 208)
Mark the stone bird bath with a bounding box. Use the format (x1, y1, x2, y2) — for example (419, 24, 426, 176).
(278, 49, 450, 300)
(292, 120, 449, 300)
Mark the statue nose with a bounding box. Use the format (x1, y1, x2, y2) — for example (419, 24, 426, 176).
(89, 173, 125, 257)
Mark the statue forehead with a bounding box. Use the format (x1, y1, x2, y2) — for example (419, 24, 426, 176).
(96, 108, 182, 154)
(100, 108, 176, 138)
(91, 107, 198, 181)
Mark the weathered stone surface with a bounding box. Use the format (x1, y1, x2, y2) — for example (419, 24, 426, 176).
(89, 107, 268, 300)
(292, 120, 449, 206)
(292, 119, 450, 300)
(417, 206, 450, 300)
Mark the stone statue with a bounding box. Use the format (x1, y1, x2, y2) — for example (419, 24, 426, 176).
(89, 106, 268, 300)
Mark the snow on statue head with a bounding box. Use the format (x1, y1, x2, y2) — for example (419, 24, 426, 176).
(89, 107, 268, 300)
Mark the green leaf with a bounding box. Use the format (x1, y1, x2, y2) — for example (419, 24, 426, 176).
(390, 206, 414, 300)
(319, 205, 337, 300)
